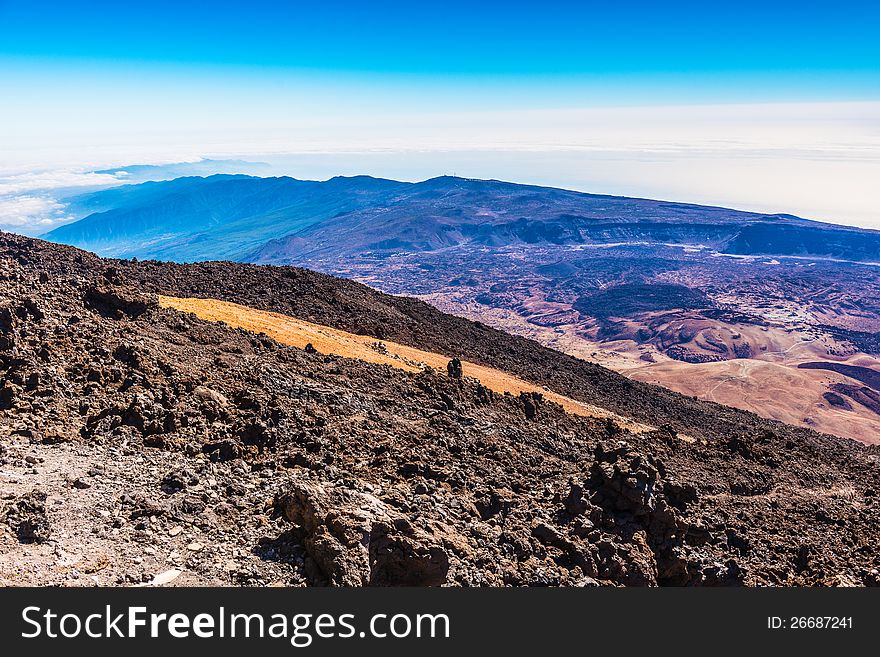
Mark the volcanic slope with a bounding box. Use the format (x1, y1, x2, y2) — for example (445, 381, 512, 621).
(159, 295, 650, 432)
(2, 231, 879, 587)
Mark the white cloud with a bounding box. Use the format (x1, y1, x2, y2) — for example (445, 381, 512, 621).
(0, 167, 130, 234)
(0, 169, 124, 196)
(0, 194, 72, 233)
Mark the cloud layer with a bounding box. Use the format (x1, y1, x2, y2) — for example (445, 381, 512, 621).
(0, 195, 71, 232)
(1, 101, 877, 233)
(0, 169, 130, 234)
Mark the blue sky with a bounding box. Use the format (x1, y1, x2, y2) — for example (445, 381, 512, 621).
(2, 0, 879, 83)
(0, 0, 878, 230)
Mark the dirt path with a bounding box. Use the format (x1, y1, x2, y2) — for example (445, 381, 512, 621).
(0, 436, 297, 586)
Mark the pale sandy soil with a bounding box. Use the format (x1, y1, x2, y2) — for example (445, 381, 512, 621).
(0, 437, 291, 586)
(627, 358, 880, 444)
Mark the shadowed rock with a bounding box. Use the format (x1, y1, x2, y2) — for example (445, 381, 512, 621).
(4, 491, 51, 543)
(83, 285, 156, 319)
(447, 357, 463, 379)
(275, 480, 449, 587)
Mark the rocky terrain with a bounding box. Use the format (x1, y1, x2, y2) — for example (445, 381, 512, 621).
(2, 231, 879, 587)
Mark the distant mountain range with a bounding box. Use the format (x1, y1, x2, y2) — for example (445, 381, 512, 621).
(45, 174, 880, 264)
(91, 159, 271, 183)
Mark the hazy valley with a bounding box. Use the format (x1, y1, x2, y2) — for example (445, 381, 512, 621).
(349, 243, 880, 443)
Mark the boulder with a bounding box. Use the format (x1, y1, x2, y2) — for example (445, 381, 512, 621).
(275, 479, 449, 586)
(4, 490, 51, 543)
(520, 391, 543, 420)
(589, 442, 659, 517)
(446, 357, 463, 379)
(83, 285, 156, 319)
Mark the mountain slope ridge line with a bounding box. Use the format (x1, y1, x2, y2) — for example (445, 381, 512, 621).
(158, 295, 655, 433)
(1, 231, 863, 447)
(3, 230, 880, 586)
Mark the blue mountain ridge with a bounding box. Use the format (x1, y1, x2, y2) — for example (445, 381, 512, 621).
(43, 174, 880, 264)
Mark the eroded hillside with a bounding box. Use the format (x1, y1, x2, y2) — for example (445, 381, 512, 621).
(337, 243, 880, 443)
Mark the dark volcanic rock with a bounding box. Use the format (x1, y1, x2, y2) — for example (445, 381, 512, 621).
(83, 285, 156, 319)
(275, 480, 449, 586)
(4, 491, 51, 543)
(446, 357, 463, 380)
